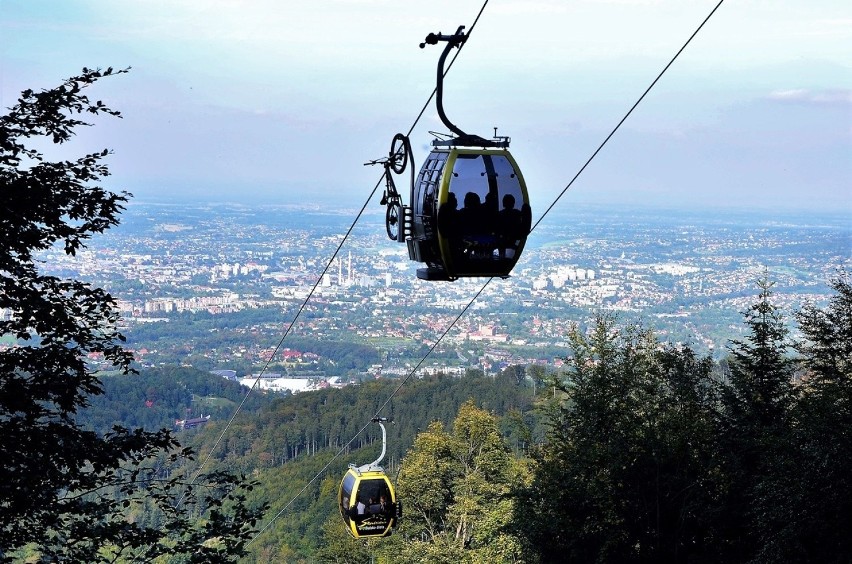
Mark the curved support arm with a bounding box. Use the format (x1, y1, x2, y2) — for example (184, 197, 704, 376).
(363, 417, 393, 471)
(420, 26, 468, 138)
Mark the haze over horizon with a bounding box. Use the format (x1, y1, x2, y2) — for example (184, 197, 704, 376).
(2, 0, 850, 214)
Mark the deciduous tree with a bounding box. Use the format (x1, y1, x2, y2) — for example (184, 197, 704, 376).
(0, 68, 264, 561)
(393, 401, 530, 563)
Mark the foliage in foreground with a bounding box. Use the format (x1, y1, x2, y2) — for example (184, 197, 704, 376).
(238, 371, 541, 562)
(0, 68, 265, 562)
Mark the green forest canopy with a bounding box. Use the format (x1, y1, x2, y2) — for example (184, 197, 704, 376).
(89, 276, 848, 563)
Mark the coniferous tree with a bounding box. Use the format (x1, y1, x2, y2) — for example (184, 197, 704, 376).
(722, 278, 794, 430)
(752, 275, 852, 561)
(713, 277, 795, 561)
(526, 316, 721, 562)
(0, 68, 264, 561)
(795, 273, 852, 389)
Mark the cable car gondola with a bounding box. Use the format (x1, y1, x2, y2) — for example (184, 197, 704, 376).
(338, 418, 401, 538)
(374, 26, 531, 281)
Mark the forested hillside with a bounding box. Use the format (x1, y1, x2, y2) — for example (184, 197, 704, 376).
(191, 366, 539, 471)
(59, 277, 852, 562)
(76, 366, 271, 433)
(193, 276, 849, 563)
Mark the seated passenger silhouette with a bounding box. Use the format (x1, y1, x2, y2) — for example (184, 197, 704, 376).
(368, 496, 383, 516)
(379, 494, 391, 516)
(455, 192, 494, 262)
(458, 192, 483, 236)
(353, 499, 367, 522)
(498, 194, 525, 259)
(438, 192, 459, 240)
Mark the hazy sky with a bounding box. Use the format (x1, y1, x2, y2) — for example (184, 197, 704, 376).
(2, 0, 850, 213)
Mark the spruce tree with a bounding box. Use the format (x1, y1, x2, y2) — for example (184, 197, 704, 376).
(714, 277, 795, 561)
(723, 277, 794, 430)
(796, 273, 852, 389)
(526, 316, 720, 562)
(754, 275, 852, 561)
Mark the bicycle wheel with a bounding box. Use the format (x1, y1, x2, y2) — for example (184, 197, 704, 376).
(389, 133, 409, 175)
(386, 202, 402, 241)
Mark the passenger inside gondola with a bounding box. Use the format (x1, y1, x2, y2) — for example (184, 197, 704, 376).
(458, 191, 498, 261)
(368, 497, 382, 515)
(458, 192, 482, 234)
(498, 194, 523, 259)
(438, 192, 458, 240)
(354, 498, 367, 522)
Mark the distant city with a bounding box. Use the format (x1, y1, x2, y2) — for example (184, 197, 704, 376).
(15, 201, 850, 391)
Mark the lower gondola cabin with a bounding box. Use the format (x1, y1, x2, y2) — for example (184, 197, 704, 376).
(338, 467, 400, 538)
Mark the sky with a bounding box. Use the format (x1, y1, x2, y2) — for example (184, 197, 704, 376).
(1, 0, 850, 214)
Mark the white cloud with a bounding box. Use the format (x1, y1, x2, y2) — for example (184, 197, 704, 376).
(768, 88, 852, 105)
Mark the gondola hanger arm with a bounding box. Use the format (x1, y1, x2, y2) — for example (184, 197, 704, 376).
(419, 26, 467, 49)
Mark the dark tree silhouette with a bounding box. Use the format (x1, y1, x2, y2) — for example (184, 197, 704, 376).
(723, 278, 794, 430)
(795, 273, 852, 389)
(525, 316, 721, 562)
(0, 68, 264, 561)
(751, 274, 852, 561)
(712, 277, 796, 561)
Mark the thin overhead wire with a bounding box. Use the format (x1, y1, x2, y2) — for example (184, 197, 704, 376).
(532, 0, 726, 232)
(181, 2, 492, 503)
(176, 177, 382, 507)
(247, 0, 492, 542)
(251, 0, 726, 545)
